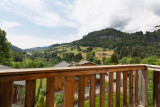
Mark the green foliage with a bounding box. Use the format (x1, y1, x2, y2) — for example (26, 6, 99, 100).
(86, 46, 93, 52)
(74, 52, 83, 62)
(86, 52, 95, 62)
(55, 94, 64, 104)
(35, 96, 46, 107)
(140, 56, 157, 65)
(93, 57, 101, 65)
(120, 57, 141, 64)
(111, 54, 118, 64)
(0, 28, 12, 66)
(103, 58, 111, 65)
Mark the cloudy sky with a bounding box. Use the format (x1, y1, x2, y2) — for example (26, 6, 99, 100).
(0, 0, 160, 49)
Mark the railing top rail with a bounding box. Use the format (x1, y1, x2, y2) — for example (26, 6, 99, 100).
(0, 64, 145, 76)
(145, 64, 160, 71)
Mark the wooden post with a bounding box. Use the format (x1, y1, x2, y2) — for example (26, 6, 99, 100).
(78, 75, 85, 107)
(108, 72, 113, 107)
(100, 73, 105, 107)
(129, 71, 133, 107)
(25, 80, 36, 107)
(153, 71, 159, 107)
(0, 82, 13, 107)
(46, 78, 55, 107)
(139, 69, 148, 107)
(116, 72, 121, 107)
(123, 71, 128, 107)
(64, 76, 74, 107)
(90, 74, 96, 107)
(134, 70, 139, 107)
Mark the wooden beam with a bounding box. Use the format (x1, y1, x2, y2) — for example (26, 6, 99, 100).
(0, 66, 145, 83)
(116, 72, 121, 107)
(123, 71, 128, 107)
(100, 73, 105, 107)
(153, 71, 159, 107)
(139, 69, 148, 106)
(134, 70, 139, 107)
(90, 74, 96, 107)
(46, 78, 55, 107)
(25, 79, 36, 107)
(78, 75, 85, 107)
(0, 82, 13, 107)
(64, 76, 74, 107)
(129, 71, 133, 107)
(108, 72, 113, 107)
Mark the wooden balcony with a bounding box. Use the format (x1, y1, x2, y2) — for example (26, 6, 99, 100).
(0, 64, 159, 107)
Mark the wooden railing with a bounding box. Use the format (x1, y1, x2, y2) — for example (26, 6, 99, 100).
(0, 64, 154, 107)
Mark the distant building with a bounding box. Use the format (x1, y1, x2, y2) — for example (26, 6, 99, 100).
(0, 65, 25, 105)
(52, 61, 99, 92)
(52, 61, 71, 67)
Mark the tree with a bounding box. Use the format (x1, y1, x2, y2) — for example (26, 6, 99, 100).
(86, 52, 94, 62)
(111, 54, 118, 64)
(0, 28, 12, 66)
(103, 58, 111, 65)
(74, 52, 83, 62)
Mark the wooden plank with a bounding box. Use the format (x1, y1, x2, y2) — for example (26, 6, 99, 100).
(64, 76, 74, 107)
(153, 71, 159, 107)
(0, 66, 146, 83)
(100, 73, 105, 107)
(159, 72, 160, 107)
(123, 71, 128, 107)
(0, 65, 146, 76)
(90, 74, 96, 107)
(156, 72, 159, 107)
(139, 69, 148, 106)
(78, 75, 85, 107)
(134, 70, 139, 107)
(129, 71, 133, 107)
(0, 82, 13, 107)
(116, 72, 121, 107)
(25, 79, 36, 107)
(108, 72, 113, 107)
(46, 78, 55, 107)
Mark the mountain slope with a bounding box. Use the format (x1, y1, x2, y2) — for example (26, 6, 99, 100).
(72, 28, 160, 58)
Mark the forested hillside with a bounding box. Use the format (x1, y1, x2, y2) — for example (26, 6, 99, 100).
(73, 28, 160, 59)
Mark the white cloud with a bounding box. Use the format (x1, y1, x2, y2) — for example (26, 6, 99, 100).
(64, 0, 160, 35)
(0, 20, 21, 30)
(0, 0, 74, 27)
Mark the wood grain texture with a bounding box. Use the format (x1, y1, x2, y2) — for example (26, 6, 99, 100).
(134, 70, 139, 107)
(78, 75, 85, 107)
(100, 73, 105, 107)
(64, 76, 74, 107)
(108, 72, 113, 107)
(153, 71, 159, 107)
(25, 79, 36, 107)
(90, 74, 96, 107)
(129, 71, 133, 107)
(0, 66, 145, 83)
(0, 82, 13, 107)
(46, 78, 55, 107)
(0, 65, 146, 76)
(139, 69, 148, 107)
(123, 71, 128, 107)
(116, 72, 121, 107)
